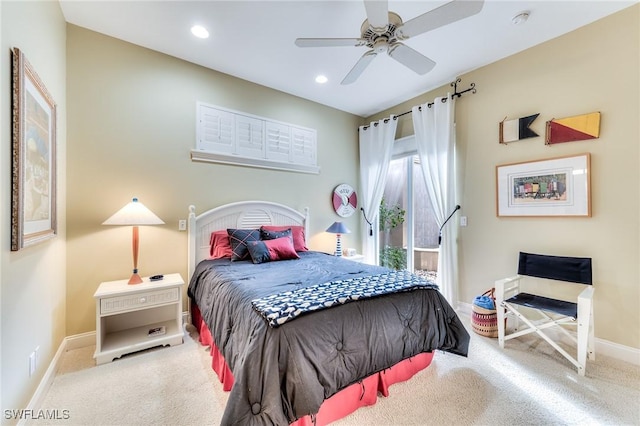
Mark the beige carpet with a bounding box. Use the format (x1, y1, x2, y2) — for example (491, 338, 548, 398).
(33, 314, 640, 425)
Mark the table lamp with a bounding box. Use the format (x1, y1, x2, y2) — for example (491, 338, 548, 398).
(326, 221, 350, 257)
(103, 197, 164, 284)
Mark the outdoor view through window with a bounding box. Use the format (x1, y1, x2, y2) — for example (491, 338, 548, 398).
(380, 156, 438, 280)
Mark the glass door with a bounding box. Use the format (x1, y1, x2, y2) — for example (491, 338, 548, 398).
(380, 155, 439, 279)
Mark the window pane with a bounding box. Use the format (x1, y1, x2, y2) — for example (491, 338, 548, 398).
(412, 156, 438, 281)
(380, 158, 407, 270)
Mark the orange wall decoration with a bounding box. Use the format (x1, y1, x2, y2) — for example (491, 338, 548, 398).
(545, 111, 601, 144)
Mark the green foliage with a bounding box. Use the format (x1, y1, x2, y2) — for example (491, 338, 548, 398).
(379, 198, 406, 270)
(379, 198, 406, 232)
(380, 245, 407, 270)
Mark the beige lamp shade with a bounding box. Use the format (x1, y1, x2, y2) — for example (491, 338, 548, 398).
(103, 197, 164, 284)
(103, 197, 164, 226)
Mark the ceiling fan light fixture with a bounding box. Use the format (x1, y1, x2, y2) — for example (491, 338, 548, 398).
(295, 0, 485, 84)
(315, 75, 328, 84)
(191, 25, 209, 39)
(512, 11, 530, 26)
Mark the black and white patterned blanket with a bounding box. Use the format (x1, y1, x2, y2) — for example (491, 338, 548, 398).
(251, 270, 438, 327)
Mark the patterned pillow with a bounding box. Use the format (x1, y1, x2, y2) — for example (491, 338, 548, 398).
(227, 228, 261, 261)
(246, 237, 300, 264)
(260, 228, 293, 246)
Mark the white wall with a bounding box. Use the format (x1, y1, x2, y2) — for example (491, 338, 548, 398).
(1, 1, 67, 417)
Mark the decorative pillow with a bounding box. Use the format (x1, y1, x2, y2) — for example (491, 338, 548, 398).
(227, 228, 261, 261)
(260, 228, 293, 246)
(260, 225, 308, 252)
(209, 230, 233, 259)
(247, 236, 300, 264)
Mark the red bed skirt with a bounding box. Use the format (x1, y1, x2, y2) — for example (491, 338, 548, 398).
(191, 303, 434, 425)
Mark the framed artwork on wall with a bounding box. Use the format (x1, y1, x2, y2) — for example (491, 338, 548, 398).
(11, 48, 57, 251)
(496, 153, 591, 217)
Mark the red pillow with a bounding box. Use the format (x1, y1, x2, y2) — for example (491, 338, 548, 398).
(260, 225, 308, 252)
(246, 237, 300, 264)
(209, 230, 233, 259)
(266, 237, 300, 261)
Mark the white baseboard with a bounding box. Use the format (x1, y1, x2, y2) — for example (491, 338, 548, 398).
(65, 331, 96, 350)
(458, 301, 640, 366)
(21, 311, 191, 423)
(19, 336, 70, 426)
(595, 336, 640, 365)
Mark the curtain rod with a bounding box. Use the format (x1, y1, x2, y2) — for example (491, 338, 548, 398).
(360, 78, 477, 130)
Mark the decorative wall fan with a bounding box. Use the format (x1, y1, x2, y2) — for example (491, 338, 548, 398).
(295, 0, 484, 85)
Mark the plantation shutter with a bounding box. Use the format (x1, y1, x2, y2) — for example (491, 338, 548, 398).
(197, 105, 235, 153)
(194, 102, 319, 174)
(266, 122, 291, 163)
(291, 127, 316, 166)
(236, 115, 264, 158)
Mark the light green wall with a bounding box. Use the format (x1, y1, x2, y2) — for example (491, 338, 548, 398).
(65, 25, 363, 336)
(1, 0, 67, 415)
(368, 5, 639, 349)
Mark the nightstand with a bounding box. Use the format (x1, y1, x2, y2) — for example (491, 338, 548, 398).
(93, 273, 184, 365)
(343, 254, 365, 263)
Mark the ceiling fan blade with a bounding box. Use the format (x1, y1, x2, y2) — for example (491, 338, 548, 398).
(363, 0, 389, 31)
(396, 0, 485, 39)
(341, 50, 377, 85)
(388, 43, 436, 75)
(295, 38, 366, 48)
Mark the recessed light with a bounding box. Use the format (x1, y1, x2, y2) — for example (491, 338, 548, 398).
(512, 11, 530, 25)
(191, 25, 209, 39)
(315, 75, 328, 84)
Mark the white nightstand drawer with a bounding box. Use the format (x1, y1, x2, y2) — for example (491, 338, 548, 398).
(101, 287, 179, 315)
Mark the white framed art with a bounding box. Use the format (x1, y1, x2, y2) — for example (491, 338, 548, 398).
(496, 153, 591, 217)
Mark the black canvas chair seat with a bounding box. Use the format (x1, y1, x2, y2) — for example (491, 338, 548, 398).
(495, 252, 595, 376)
(506, 292, 578, 319)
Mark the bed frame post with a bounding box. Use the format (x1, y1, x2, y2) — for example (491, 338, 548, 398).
(187, 205, 197, 282)
(303, 207, 310, 246)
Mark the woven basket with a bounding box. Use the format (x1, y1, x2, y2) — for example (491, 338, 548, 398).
(471, 288, 498, 338)
(471, 304, 498, 337)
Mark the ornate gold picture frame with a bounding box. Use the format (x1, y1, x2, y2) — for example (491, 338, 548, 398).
(11, 48, 57, 250)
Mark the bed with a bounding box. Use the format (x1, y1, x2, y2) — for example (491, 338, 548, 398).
(187, 201, 470, 425)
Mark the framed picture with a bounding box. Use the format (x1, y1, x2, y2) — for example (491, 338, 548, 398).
(496, 153, 591, 217)
(11, 48, 57, 251)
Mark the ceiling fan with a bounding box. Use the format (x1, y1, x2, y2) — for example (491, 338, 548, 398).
(295, 0, 484, 85)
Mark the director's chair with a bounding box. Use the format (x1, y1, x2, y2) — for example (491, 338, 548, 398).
(495, 252, 595, 376)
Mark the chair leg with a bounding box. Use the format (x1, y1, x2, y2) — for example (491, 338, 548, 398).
(495, 276, 521, 349)
(577, 295, 594, 376)
(588, 300, 595, 361)
(497, 305, 506, 348)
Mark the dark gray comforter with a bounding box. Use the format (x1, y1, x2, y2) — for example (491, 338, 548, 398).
(188, 251, 469, 425)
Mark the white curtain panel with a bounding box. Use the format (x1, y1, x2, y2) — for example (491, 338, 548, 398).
(412, 96, 459, 303)
(358, 116, 398, 264)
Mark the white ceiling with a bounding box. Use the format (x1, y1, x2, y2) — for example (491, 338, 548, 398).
(59, 1, 636, 117)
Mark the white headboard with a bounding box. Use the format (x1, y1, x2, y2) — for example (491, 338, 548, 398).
(187, 201, 310, 280)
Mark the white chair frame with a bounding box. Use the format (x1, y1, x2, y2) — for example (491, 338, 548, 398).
(495, 274, 595, 377)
